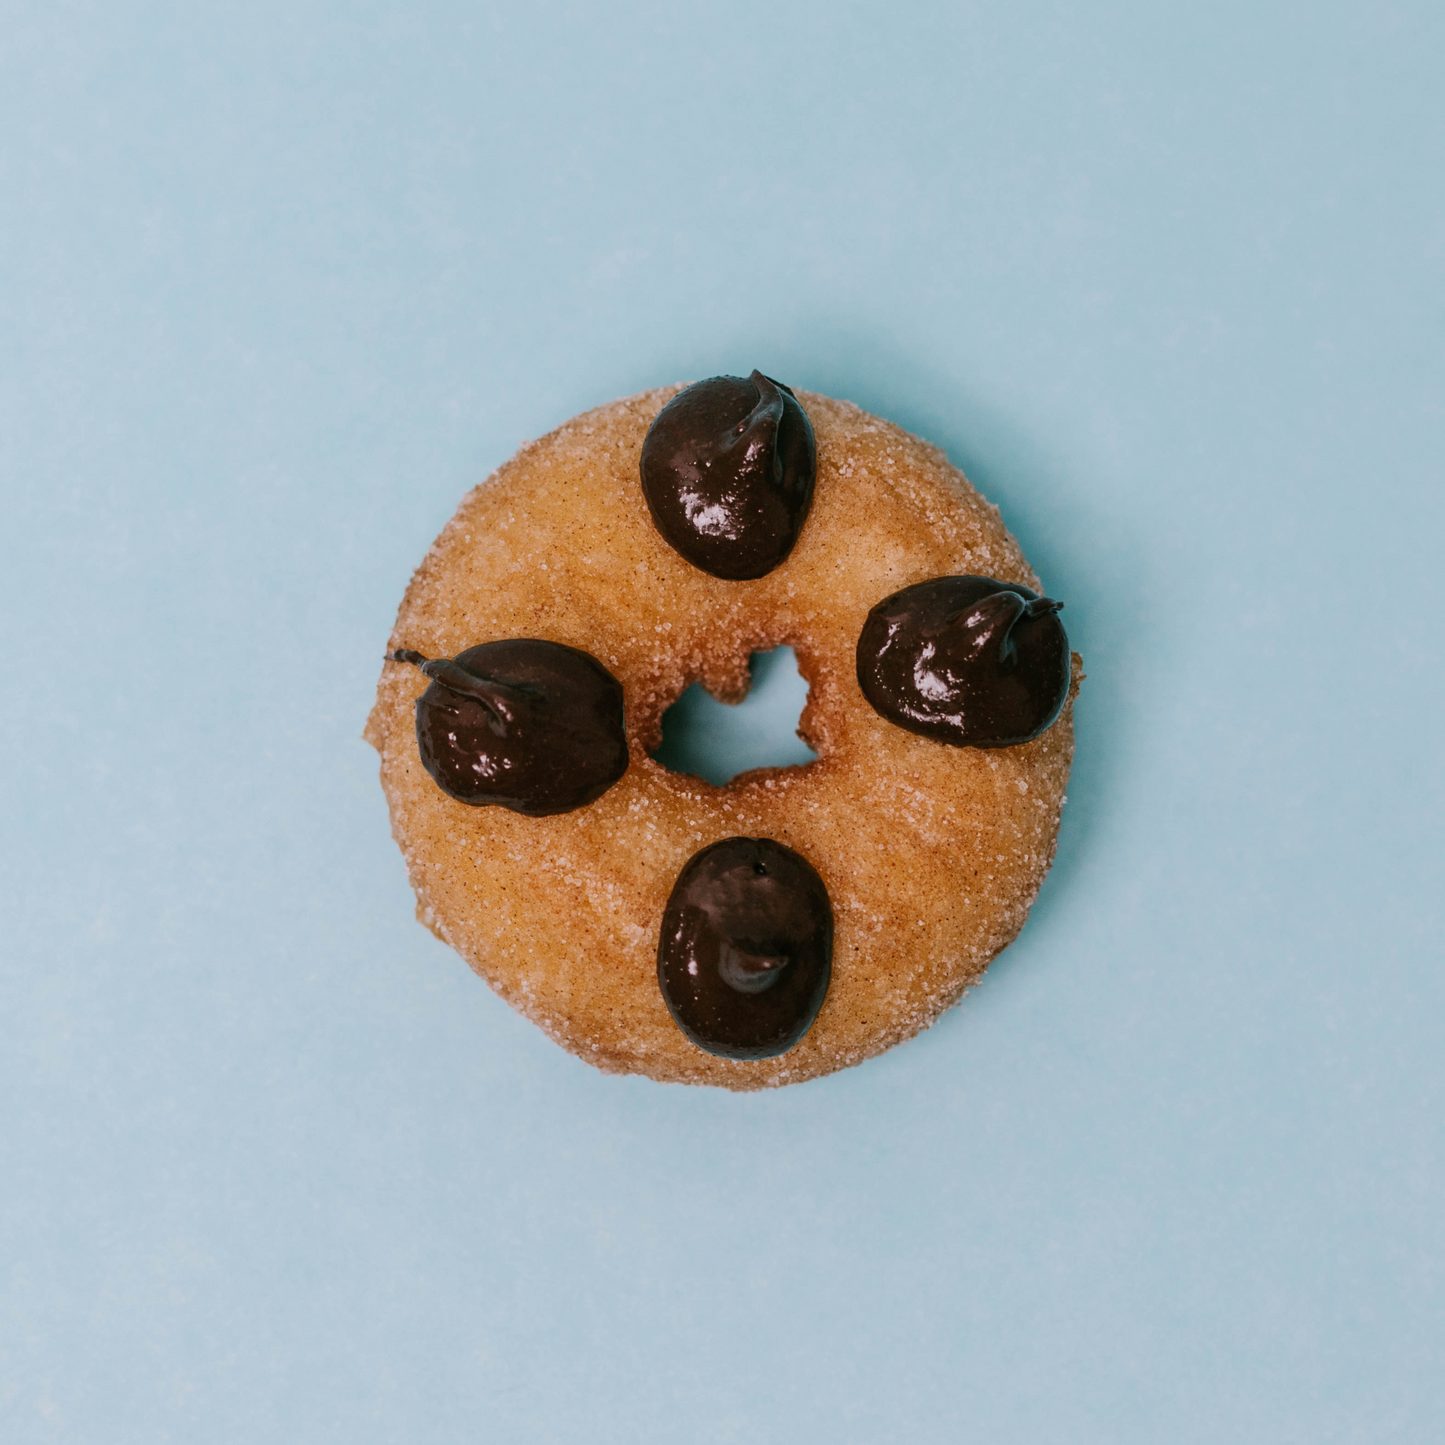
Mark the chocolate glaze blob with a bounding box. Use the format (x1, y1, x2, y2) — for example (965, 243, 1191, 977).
(658, 837, 833, 1061)
(639, 370, 817, 580)
(857, 576, 1070, 748)
(390, 639, 628, 816)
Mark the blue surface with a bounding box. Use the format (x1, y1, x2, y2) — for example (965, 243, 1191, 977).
(3, 3, 1443, 1440)
(653, 647, 818, 784)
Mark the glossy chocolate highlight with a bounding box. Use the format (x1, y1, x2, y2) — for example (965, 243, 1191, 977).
(390, 639, 628, 816)
(856, 575, 1070, 748)
(639, 370, 817, 580)
(657, 837, 833, 1060)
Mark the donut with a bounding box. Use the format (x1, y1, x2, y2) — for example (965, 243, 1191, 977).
(364, 374, 1081, 1090)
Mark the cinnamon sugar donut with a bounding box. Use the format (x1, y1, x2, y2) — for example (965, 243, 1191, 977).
(365, 380, 1081, 1089)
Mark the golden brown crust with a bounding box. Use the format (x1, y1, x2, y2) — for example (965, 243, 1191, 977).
(366, 387, 1079, 1089)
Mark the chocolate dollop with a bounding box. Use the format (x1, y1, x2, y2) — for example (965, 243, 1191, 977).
(639, 370, 817, 580)
(856, 576, 1070, 748)
(657, 837, 833, 1061)
(390, 640, 628, 815)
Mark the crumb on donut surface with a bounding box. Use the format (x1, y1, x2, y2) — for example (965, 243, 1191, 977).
(365, 388, 1080, 1090)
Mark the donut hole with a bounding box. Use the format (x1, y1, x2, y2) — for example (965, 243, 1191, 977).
(649, 646, 818, 786)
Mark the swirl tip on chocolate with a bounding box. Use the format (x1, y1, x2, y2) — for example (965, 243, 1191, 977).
(639, 371, 817, 579)
(396, 639, 628, 815)
(857, 576, 1071, 748)
(657, 837, 833, 1060)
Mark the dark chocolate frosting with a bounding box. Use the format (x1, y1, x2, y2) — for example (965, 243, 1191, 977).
(657, 837, 833, 1060)
(639, 370, 817, 580)
(856, 576, 1070, 748)
(390, 640, 628, 816)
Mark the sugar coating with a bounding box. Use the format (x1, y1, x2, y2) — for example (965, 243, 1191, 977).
(365, 388, 1081, 1089)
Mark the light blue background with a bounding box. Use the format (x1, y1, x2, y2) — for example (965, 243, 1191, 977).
(3, 3, 1442, 1441)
